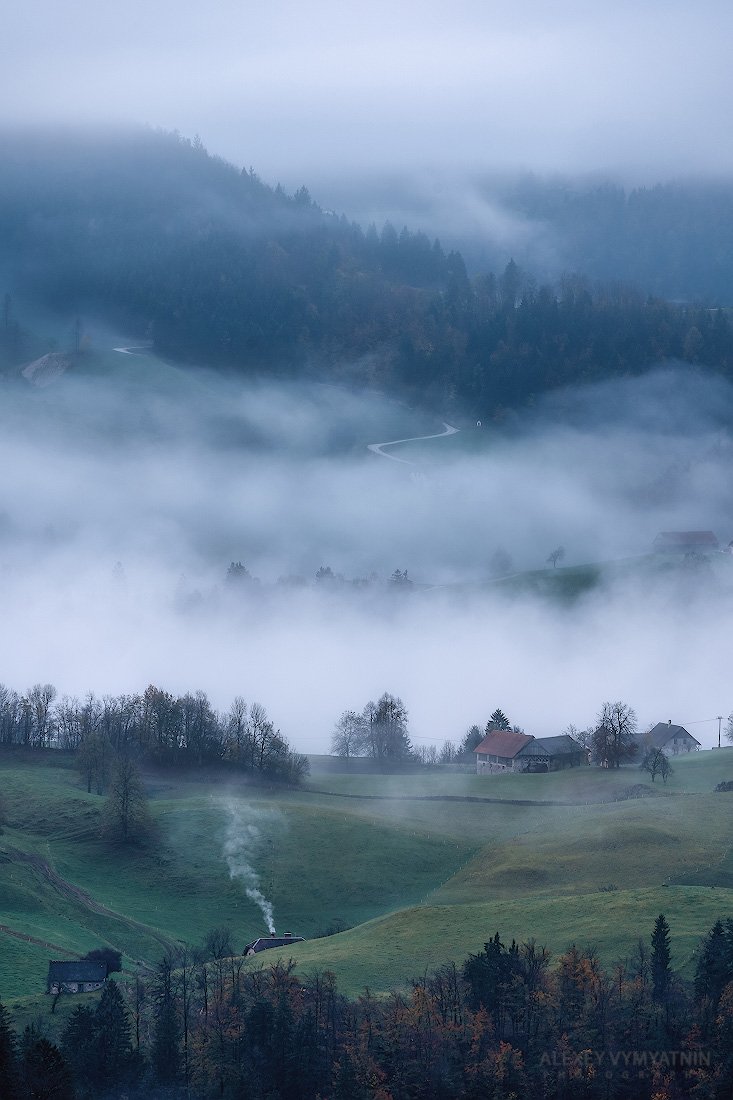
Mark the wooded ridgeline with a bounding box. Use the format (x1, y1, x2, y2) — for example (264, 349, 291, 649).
(4, 130, 733, 418)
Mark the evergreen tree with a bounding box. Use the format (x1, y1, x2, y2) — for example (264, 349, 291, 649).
(0, 1001, 19, 1100)
(91, 979, 135, 1092)
(651, 913, 672, 1004)
(460, 724, 484, 757)
(61, 1005, 95, 1095)
(487, 709, 510, 731)
(21, 1028, 74, 1100)
(694, 919, 733, 1010)
(152, 955, 181, 1084)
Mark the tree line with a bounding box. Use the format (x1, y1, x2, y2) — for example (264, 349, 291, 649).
(0, 682, 308, 784)
(2, 913, 733, 1098)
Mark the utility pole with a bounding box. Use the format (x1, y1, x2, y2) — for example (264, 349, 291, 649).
(717, 716, 723, 749)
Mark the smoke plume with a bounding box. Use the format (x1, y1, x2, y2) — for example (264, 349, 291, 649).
(220, 798, 282, 933)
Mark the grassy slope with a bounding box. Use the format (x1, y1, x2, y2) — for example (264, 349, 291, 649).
(1, 750, 732, 1012)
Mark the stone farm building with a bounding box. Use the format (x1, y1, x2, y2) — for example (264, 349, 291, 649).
(47, 960, 107, 995)
(640, 722, 701, 756)
(475, 731, 587, 774)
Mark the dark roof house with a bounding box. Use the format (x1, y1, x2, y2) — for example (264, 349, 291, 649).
(243, 932, 305, 957)
(516, 734, 587, 772)
(652, 531, 719, 553)
(47, 960, 107, 994)
(640, 722, 701, 755)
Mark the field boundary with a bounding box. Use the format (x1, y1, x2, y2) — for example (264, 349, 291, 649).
(3, 846, 175, 952)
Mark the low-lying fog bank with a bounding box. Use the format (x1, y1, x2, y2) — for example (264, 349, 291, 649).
(1, 361, 732, 750)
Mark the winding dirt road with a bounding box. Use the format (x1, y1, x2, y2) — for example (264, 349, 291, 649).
(112, 344, 153, 356)
(367, 422, 459, 465)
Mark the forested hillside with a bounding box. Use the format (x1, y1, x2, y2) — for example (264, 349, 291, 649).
(3, 128, 733, 417)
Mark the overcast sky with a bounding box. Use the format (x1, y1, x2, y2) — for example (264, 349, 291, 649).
(3, 1, 733, 191)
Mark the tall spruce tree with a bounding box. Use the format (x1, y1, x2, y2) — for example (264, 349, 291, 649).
(92, 979, 135, 1092)
(694, 919, 733, 1011)
(61, 1005, 96, 1096)
(651, 913, 672, 1004)
(152, 955, 181, 1084)
(0, 1001, 19, 1100)
(21, 1028, 74, 1100)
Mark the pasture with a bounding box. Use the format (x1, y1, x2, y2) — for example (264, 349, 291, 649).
(1, 748, 732, 1013)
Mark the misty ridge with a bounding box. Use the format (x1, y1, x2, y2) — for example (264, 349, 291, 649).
(2, 361, 733, 750)
(4, 127, 733, 422)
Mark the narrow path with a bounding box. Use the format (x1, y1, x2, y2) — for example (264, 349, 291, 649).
(367, 422, 459, 465)
(4, 847, 174, 951)
(0, 923, 76, 957)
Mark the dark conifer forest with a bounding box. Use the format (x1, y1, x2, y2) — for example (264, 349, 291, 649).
(2, 915, 733, 1099)
(3, 128, 733, 418)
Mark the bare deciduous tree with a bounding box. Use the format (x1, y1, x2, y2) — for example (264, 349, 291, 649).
(641, 747, 672, 784)
(331, 710, 367, 757)
(103, 756, 152, 844)
(592, 701, 638, 768)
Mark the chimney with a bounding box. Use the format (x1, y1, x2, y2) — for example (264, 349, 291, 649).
(284, 932, 292, 937)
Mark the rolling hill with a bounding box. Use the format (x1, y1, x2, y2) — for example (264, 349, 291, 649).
(2, 747, 732, 1024)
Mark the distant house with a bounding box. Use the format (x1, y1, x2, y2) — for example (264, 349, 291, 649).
(652, 531, 719, 554)
(243, 932, 304, 957)
(639, 721, 701, 756)
(474, 731, 586, 774)
(47, 960, 107, 995)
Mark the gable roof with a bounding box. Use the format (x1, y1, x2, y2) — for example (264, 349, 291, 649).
(474, 731, 534, 759)
(653, 531, 719, 549)
(243, 934, 305, 954)
(643, 723, 701, 750)
(517, 734, 584, 758)
(48, 960, 107, 983)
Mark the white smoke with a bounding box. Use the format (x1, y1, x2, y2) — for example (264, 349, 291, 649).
(220, 799, 282, 933)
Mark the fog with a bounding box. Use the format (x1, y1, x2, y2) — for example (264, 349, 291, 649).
(1, 355, 732, 750)
(3, 1, 733, 187)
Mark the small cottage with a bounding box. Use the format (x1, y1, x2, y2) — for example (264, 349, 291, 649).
(243, 932, 304, 957)
(47, 960, 107, 995)
(640, 722, 701, 755)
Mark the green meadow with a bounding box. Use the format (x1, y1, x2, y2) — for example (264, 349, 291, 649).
(1, 748, 732, 1017)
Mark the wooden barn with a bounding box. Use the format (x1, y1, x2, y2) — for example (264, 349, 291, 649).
(475, 731, 586, 774)
(515, 734, 588, 772)
(474, 731, 534, 773)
